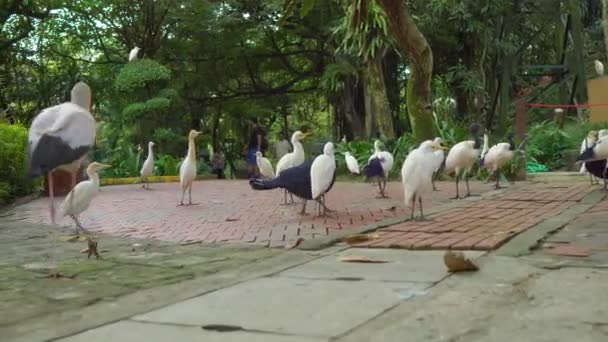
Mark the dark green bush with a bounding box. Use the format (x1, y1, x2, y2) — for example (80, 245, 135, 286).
(0, 123, 39, 204)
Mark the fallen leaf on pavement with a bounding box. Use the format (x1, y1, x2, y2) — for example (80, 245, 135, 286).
(339, 255, 388, 263)
(444, 251, 478, 272)
(225, 218, 239, 222)
(285, 238, 305, 249)
(342, 233, 380, 245)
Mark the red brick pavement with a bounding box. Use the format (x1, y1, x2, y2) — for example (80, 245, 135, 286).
(11, 180, 496, 247)
(354, 183, 597, 250)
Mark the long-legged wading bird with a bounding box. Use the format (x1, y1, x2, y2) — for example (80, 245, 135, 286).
(479, 133, 516, 189)
(579, 130, 599, 185)
(578, 135, 608, 190)
(402, 140, 447, 220)
(365, 140, 394, 198)
(444, 123, 482, 199)
(256, 151, 274, 178)
(140, 141, 155, 189)
(344, 151, 360, 175)
(178, 130, 202, 206)
(129, 47, 140, 61)
(275, 130, 310, 204)
(27, 82, 96, 224)
(311, 142, 337, 216)
(59, 162, 110, 237)
(429, 137, 445, 191)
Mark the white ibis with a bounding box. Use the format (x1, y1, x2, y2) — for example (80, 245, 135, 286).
(59, 162, 110, 237)
(129, 47, 141, 61)
(402, 139, 447, 220)
(140, 141, 156, 189)
(256, 151, 275, 178)
(480, 133, 516, 189)
(344, 151, 360, 175)
(178, 129, 202, 206)
(444, 123, 482, 199)
(27, 82, 96, 224)
(275, 130, 310, 204)
(311, 142, 337, 216)
(365, 140, 394, 198)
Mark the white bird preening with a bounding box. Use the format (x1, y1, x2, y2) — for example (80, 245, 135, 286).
(27, 82, 96, 224)
(366, 140, 394, 198)
(344, 151, 360, 175)
(579, 130, 599, 185)
(256, 151, 274, 178)
(429, 137, 445, 191)
(140, 141, 156, 189)
(129, 47, 141, 61)
(402, 139, 446, 220)
(480, 133, 516, 189)
(178, 129, 202, 206)
(275, 130, 311, 204)
(60, 162, 111, 236)
(595, 60, 604, 76)
(444, 123, 482, 199)
(311, 141, 337, 216)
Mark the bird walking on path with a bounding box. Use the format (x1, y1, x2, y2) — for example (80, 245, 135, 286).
(178, 130, 202, 206)
(444, 124, 482, 199)
(579, 131, 599, 185)
(480, 133, 516, 189)
(27, 82, 96, 224)
(578, 134, 608, 190)
(59, 162, 111, 237)
(275, 130, 310, 204)
(402, 139, 447, 220)
(365, 140, 394, 198)
(140, 141, 156, 189)
(344, 152, 360, 175)
(256, 151, 274, 178)
(311, 142, 337, 216)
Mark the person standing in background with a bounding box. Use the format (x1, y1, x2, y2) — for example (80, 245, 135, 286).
(274, 132, 291, 160)
(246, 124, 267, 178)
(212, 147, 225, 179)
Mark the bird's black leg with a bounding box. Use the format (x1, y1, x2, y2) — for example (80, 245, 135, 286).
(382, 177, 389, 198)
(494, 169, 501, 189)
(71, 215, 89, 236)
(289, 192, 295, 204)
(418, 196, 424, 220)
(48, 171, 56, 224)
(464, 171, 472, 197)
(300, 200, 308, 215)
(589, 172, 594, 186)
(432, 172, 438, 191)
(376, 178, 383, 197)
(177, 189, 186, 206)
(410, 196, 416, 220)
(603, 165, 608, 191)
(316, 196, 335, 217)
(188, 185, 198, 205)
(451, 172, 460, 199)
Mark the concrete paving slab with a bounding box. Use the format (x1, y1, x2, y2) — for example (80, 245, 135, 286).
(57, 320, 326, 342)
(134, 276, 425, 337)
(280, 249, 485, 283)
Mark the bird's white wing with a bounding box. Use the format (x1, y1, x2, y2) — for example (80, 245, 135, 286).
(483, 143, 512, 169)
(580, 137, 590, 154)
(30, 103, 96, 151)
(345, 154, 360, 174)
(378, 151, 394, 174)
(276, 153, 293, 175)
(311, 155, 336, 199)
(141, 156, 155, 177)
(60, 181, 95, 216)
(431, 150, 444, 172)
(258, 157, 275, 177)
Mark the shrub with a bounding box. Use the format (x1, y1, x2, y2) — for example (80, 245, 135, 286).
(0, 123, 39, 204)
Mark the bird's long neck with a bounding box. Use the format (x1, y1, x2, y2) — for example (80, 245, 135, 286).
(508, 136, 515, 150)
(87, 169, 100, 186)
(147, 145, 154, 160)
(187, 138, 197, 161)
(473, 135, 482, 149)
(293, 140, 304, 159)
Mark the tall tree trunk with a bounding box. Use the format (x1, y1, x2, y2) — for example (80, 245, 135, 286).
(376, 0, 433, 143)
(365, 53, 394, 138)
(382, 49, 403, 135)
(602, 0, 608, 59)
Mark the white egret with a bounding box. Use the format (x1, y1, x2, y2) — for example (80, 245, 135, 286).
(59, 162, 110, 236)
(311, 142, 337, 216)
(444, 123, 482, 199)
(366, 140, 394, 198)
(579, 130, 599, 185)
(140, 141, 156, 189)
(27, 82, 96, 224)
(344, 151, 360, 175)
(256, 151, 274, 178)
(480, 133, 516, 189)
(595, 60, 604, 76)
(178, 129, 202, 206)
(129, 47, 140, 61)
(402, 140, 446, 220)
(275, 130, 310, 204)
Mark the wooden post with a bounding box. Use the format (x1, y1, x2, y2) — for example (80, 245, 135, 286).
(515, 98, 527, 181)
